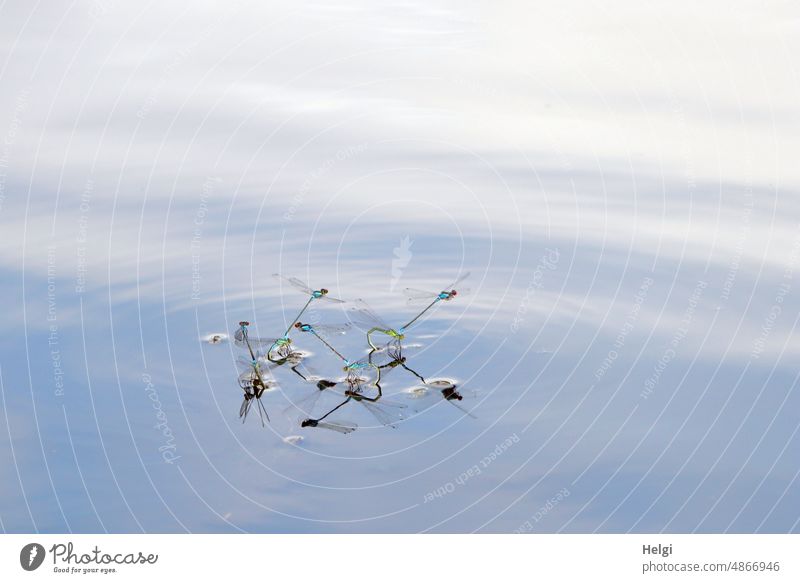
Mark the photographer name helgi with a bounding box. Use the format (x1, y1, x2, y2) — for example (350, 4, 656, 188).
(40, 541, 159, 575)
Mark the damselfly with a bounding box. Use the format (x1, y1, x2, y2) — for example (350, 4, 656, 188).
(235, 321, 274, 425)
(239, 381, 273, 426)
(399, 272, 470, 331)
(272, 274, 345, 343)
(351, 273, 468, 349)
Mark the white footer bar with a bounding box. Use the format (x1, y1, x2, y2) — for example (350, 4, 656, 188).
(1, 534, 796, 582)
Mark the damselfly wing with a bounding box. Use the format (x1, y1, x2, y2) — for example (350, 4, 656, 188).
(272, 274, 345, 302)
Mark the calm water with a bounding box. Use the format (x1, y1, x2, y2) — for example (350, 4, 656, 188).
(1, 1, 799, 533)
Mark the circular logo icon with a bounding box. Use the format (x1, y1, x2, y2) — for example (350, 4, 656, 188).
(20, 543, 46, 571)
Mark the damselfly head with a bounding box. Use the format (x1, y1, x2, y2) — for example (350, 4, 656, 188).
(239, 321, 250, 327)
(320, 288, 329, 295)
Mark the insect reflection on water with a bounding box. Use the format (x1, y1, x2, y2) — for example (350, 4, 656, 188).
(402, 379, 478, 419)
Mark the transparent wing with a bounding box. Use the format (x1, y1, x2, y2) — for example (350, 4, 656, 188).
(315, 420, 357, 434)
(238, 369, 255, 385)
(351, 299, 392, 330)
(237, 356, 272, 372)
(445, 398, 477, 419)
(254, 359, 273, 377)
(316, 294, 345, 304)
(377, 337, 404, 355)
(404, 384, 477, 417)
(402, 273, 471, 301)
(282, 387, 326, 416)
(402, 287, 439, 301)
(234, 327, 279, 348)
(273, 273, 345, 302)
(239, 397, 251, 420)
(372, 397, 407, 409)
(445, 272, 471, 290)
(239, 364, 275, 389)
(307, 322, 352, 338)
(359, 400, 406, 428)
(402, 386, 439, 414)
(283, 359, 321, 383)
(273, 273, 313, 295)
